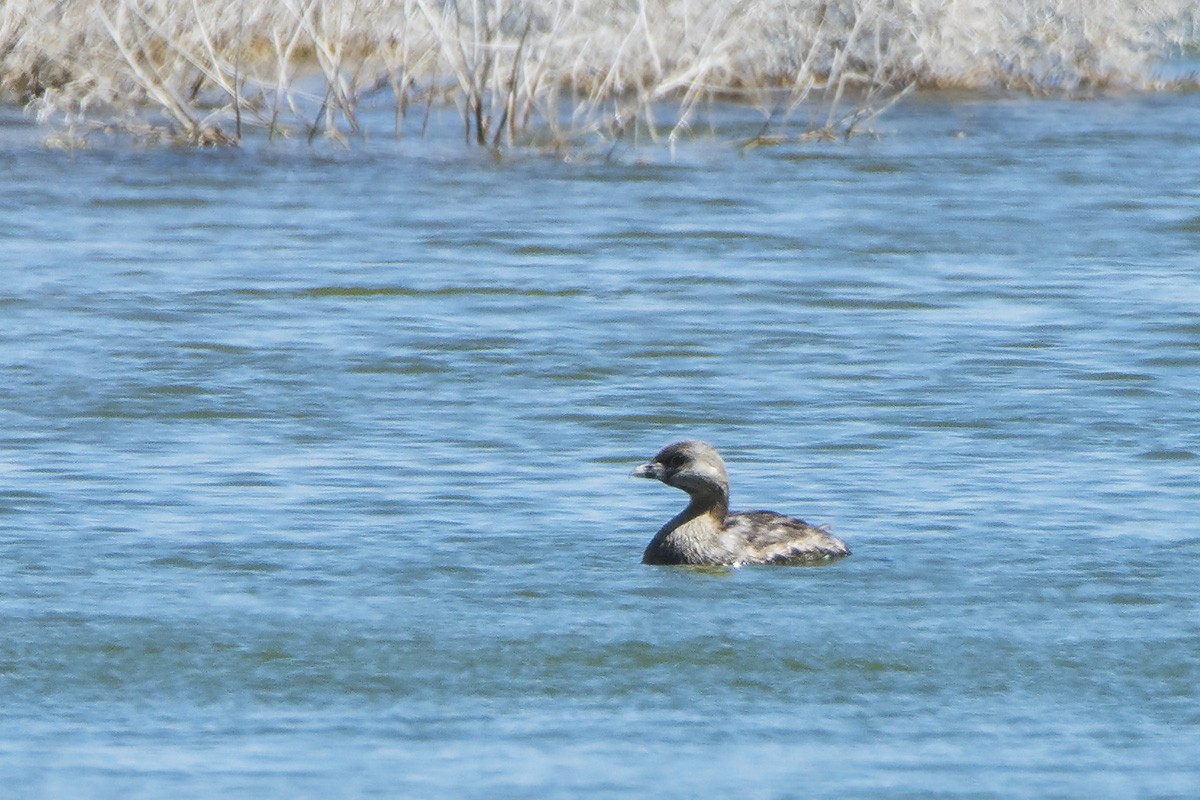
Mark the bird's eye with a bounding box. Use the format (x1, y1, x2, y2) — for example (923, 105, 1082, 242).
(662, 453, 686, 470)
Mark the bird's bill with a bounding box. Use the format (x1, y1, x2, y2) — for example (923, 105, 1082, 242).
(631, 461, 663, 480)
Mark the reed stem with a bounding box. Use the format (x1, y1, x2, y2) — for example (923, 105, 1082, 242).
(1, 0, 1195, 149)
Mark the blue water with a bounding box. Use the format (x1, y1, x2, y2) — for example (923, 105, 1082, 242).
(2, 93, 1200, 798)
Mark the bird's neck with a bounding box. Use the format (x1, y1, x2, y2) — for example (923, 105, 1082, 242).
(680, 488, 729, 526)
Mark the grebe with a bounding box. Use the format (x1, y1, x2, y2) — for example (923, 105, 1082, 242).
(632, 440, 849, 566)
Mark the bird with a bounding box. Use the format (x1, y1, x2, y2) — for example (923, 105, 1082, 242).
(631, 440, 849, 566)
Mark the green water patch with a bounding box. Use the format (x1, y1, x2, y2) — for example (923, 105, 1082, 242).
(808, 297, 945, 311)
(1139, 449, 1196, 461)
(299, 285, 585, 299)
(177, 340, 255, 357)
(135, 383, 208, 398)
(1080, 371, 1154, 383)
(510, 244, 588, 257)
(1170, 215, 1200, 233)
(89, 194, 213, 210)
(346, 357, 449, 376)
(1141, 355, 1200, 368)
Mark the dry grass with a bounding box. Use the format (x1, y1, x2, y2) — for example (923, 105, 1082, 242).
(1, 0, 1196, 149)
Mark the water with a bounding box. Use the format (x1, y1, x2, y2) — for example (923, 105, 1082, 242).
(2, 93, 1200, 798)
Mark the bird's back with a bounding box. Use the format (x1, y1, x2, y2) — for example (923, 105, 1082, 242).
(720, 511, 850, 564)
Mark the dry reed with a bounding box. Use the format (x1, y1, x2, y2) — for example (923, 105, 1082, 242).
(1, 0, 1196, 149)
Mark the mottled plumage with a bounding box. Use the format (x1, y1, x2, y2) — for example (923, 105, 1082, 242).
(632, 440, 849, 566)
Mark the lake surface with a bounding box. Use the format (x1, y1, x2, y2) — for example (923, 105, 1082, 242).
(2, 93, 1199, 798)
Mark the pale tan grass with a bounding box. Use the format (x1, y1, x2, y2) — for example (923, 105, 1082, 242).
(1, 0, 1196, 148)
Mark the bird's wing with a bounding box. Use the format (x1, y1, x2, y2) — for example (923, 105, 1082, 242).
(722, 511, 850, 563)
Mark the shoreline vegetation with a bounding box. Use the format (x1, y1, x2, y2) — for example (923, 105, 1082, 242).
(1, 0, 1197, 151)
